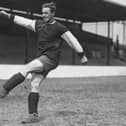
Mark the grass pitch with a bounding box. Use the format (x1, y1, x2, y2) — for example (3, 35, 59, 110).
(0, 76, 126, 126)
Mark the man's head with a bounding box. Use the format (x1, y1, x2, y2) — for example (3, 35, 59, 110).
(41, 2, 56, 23)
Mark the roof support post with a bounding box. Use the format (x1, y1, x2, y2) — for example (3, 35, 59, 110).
(72, 20, 76, 65)
(106, 21, 111, 65)
(24, 12, 30, 64)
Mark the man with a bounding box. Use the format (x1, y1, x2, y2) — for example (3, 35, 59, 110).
(0, 2, 88, 124)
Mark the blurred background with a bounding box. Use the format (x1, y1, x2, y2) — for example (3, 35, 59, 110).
(0, 0, 126, 65)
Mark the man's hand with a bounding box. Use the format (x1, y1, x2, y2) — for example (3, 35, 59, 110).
(78, 52, 88, 65)
(80, 54, 88, 65)
(0, 10, 10, 18)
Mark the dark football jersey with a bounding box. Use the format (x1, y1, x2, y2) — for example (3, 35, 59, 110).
(35, 20, 68, 63)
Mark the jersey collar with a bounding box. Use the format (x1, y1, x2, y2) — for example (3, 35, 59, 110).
(48, 20, 56, 24)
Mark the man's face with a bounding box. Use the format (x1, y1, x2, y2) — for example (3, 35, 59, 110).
(42, 7, 55, 23)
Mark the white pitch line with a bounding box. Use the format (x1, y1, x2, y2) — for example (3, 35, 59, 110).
(0, 65, 125, 79)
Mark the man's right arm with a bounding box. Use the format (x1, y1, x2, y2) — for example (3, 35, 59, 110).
(0, 11, 36, 32)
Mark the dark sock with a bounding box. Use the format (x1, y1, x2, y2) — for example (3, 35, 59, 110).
(28, 92, 39, 114)
(3, 72, 25, 93)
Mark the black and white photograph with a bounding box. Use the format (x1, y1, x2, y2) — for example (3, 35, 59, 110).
(0, 0, 126, 125)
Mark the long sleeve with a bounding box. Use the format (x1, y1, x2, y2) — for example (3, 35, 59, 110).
(13, 15, 36, 31)
(61, 31, 83, 53)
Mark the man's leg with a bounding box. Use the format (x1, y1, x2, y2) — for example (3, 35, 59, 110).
(21, 55, 57, 124)
(21, 73, 44, 124)
(0, 59, 44, 98)
(0, 72, 25, 98)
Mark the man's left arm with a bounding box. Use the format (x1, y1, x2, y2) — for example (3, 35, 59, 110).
(61, 31, 88, 64)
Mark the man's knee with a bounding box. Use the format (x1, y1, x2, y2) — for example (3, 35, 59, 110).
(31, 82, 40, 93)
(21, 60, 44, 76)
(31, 75, 44, 92)
(19, 65, 30, 77)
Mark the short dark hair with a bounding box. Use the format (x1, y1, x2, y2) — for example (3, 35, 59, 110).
(42, 2, 56, 13)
